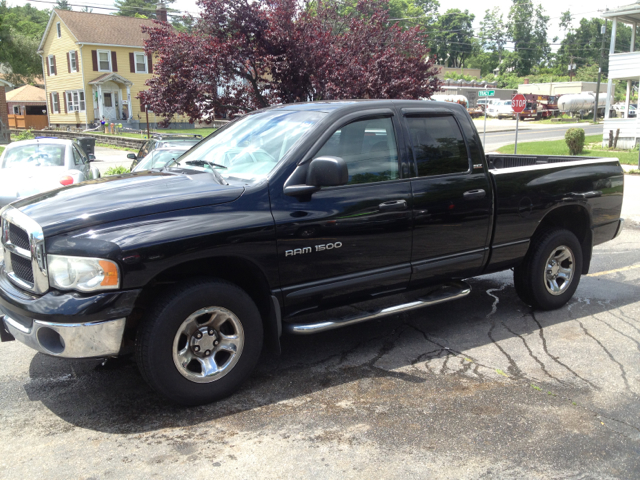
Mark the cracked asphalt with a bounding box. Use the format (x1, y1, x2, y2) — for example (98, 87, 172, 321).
(1, 176, 639, 479)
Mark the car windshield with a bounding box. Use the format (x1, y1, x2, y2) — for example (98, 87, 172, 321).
(133, 149, 186, 171)
(1, 143, 65, 168)
(171, 109, 325, 182)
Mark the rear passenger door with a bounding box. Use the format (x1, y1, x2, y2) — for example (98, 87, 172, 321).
(401, 110, 493, 286)
(272, 112, 413, 317)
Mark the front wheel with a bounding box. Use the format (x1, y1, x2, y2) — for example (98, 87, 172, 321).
(514, 229, 583, 310)
(136, 279, 263, 405)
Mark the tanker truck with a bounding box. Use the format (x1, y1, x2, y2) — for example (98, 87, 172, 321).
(557, 92, 609, 116)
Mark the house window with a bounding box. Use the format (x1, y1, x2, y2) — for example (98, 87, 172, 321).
(52, 93, 60, 114)
(13, 106, 20, 114)
(48, 55, 56, 76)
(66, 90, 86, 112)
(56, 22, 61, 38)
(98, 50, 111, 72)
(69, 51, 77, 72)
(135, 52, 147, 73)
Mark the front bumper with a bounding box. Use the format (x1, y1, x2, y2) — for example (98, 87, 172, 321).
(2, 314, 126, 358)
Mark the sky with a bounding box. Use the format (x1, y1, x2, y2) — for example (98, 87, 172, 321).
(9, 0, 636, 50)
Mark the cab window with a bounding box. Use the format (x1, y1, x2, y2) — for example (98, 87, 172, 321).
(313, 117, 399, 185)
(405, 115, 469, 177)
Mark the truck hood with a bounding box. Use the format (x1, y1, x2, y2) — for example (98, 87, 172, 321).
(12, 170, 245, 237)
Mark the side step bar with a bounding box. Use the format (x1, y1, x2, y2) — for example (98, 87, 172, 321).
(284, 280, 471, 335)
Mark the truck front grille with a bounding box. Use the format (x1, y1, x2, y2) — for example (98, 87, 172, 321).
(9, 224, 30, 250)
(1, 207, 48, 294)
(10, 253, 34, 283)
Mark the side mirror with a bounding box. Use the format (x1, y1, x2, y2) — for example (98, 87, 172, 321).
(284, 156, 348, 196)
(127, 153, 137, 160)
(88, 154, 96, 161)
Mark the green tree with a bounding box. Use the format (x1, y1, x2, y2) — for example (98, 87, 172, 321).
(0, 1, 49, 84)
(55, 0, 72, 10)
(430, 9, 475, 67)
(114, 0, 176, 19)
(468, 8, 507, 75)
(506, 0, 550, 75)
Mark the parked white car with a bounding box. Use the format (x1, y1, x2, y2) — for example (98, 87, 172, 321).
(0, 138, 100, 207)
(486, 100, 513, 119)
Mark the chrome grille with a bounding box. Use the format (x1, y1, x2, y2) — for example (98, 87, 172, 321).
(10, 253, 34, 283)
(9, 224, 30, 250)
(1, 206, 48, 294)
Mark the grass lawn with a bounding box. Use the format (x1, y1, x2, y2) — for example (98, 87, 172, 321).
(0, 146, 4, 155)
(91, 127, 216, 139)
(497, 134, 640, 165)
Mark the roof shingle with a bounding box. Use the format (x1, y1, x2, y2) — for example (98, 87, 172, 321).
(55, 9, 156, 47)
(6, 85, 47, 103)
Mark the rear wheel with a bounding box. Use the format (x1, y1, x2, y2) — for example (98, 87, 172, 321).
(136, 279, 263, 405)
(514, 229, 583, 310)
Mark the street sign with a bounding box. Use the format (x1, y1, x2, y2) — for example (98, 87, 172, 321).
(512, 94, 527, 113)
(478, 90, 495, 97)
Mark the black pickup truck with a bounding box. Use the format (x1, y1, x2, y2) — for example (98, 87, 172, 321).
(0, 100, 624, 405)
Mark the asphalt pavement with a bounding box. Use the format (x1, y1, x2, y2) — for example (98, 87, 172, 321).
(0, 176, 639, 478)
(481, 122, 604, 152)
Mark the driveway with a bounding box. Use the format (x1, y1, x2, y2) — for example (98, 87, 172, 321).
(92, 146, 134, 175)
(1, 177, 639, 479)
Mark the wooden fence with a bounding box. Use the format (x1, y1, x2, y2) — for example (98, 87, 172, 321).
(8, 114, 49, 131)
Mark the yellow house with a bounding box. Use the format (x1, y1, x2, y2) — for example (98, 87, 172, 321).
(38, 8, 185, 129)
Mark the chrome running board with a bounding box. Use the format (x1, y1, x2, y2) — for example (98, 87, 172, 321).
(284, 280, 471, 335)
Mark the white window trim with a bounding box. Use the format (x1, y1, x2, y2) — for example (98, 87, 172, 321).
(56, 22, 61, 38)
(52, 92, 60, 114)
(97, 49, 112, 72)
(66, 90, 86, 112)
(48, 55, 56, 76)
(69, 50, 77, 73)
(134, 52, 148, 73)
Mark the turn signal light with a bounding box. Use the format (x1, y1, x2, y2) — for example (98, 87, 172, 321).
(99, 260, 119, 287)
(59, 176, 74, 186)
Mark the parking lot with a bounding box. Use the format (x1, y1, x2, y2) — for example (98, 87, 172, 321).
(1, 176, 639, 479)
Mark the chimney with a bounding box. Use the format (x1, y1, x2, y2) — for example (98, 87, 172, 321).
(156, 1, 167, 22)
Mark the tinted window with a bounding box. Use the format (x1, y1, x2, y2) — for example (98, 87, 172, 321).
(314, 117, 399, 185)
(405, 116, 469, 177)
(72, 146, 85, 165)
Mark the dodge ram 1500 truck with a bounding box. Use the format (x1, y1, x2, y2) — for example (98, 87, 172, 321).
(0, 100, 624, 405)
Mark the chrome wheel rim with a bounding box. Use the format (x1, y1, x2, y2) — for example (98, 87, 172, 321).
(544, 245, 575, 296)
(172, 307, 244, 383)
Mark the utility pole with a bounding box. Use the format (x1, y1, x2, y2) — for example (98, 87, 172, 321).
(594, 21, 607, 124)
(569, 55, 575, 81)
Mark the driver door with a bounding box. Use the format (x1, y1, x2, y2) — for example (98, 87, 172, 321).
(270, 112, 413, 317)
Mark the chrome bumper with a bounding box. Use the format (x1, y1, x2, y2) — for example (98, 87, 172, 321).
(1, 314, 125, 358)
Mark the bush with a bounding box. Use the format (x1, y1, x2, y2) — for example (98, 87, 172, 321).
(104, 165, 130, 175)
(565, 128, 586, 155)
(14, 129, 34, 141)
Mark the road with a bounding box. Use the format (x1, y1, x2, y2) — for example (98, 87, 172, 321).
(0, 178, 638, 478)
(482, 122, 603, 152)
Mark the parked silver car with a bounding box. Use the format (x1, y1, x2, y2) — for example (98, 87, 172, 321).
(131, 146, 191, 172)
(0, 138, 101, 207)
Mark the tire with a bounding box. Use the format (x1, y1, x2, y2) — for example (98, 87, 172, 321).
(136, 278, 263, 406)
(514, 229, 583, 310)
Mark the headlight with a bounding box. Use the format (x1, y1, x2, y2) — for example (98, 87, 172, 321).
(47, 254, 120, 292)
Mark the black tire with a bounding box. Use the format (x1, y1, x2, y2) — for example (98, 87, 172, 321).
(514, 229, 583, 310)
(136, 278, 263, 406)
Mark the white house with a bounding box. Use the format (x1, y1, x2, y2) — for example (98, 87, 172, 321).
(602, 3, 640, 148)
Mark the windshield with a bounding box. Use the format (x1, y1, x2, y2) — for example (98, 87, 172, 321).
(134, 149, 186, 171)
(172, 109, 325, 182)
(1, 144, 65, 168)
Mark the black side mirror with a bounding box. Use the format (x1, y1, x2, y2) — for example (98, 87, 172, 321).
(88, 154, 96, 161)
(284, 156, 348, 196)
(127, 153, 137, 160)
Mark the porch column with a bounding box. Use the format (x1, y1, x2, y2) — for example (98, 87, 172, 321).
(97, 84, 104, 120)
(624, 23, 636, 119)
(126, 85, 132, 120)
(631, 22, 636, 52)
(605, 18, 617, 120)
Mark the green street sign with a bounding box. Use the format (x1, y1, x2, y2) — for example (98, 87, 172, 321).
(478, 90, 495, 97)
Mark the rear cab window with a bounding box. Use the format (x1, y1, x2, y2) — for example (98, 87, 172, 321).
(404, 115, 470, 177)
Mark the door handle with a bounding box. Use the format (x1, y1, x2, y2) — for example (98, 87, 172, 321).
(463, 189, 486, 201)
(378, 200, 407, 212)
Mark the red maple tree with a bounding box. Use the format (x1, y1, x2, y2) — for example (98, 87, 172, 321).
(140, 0, 440, 125)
